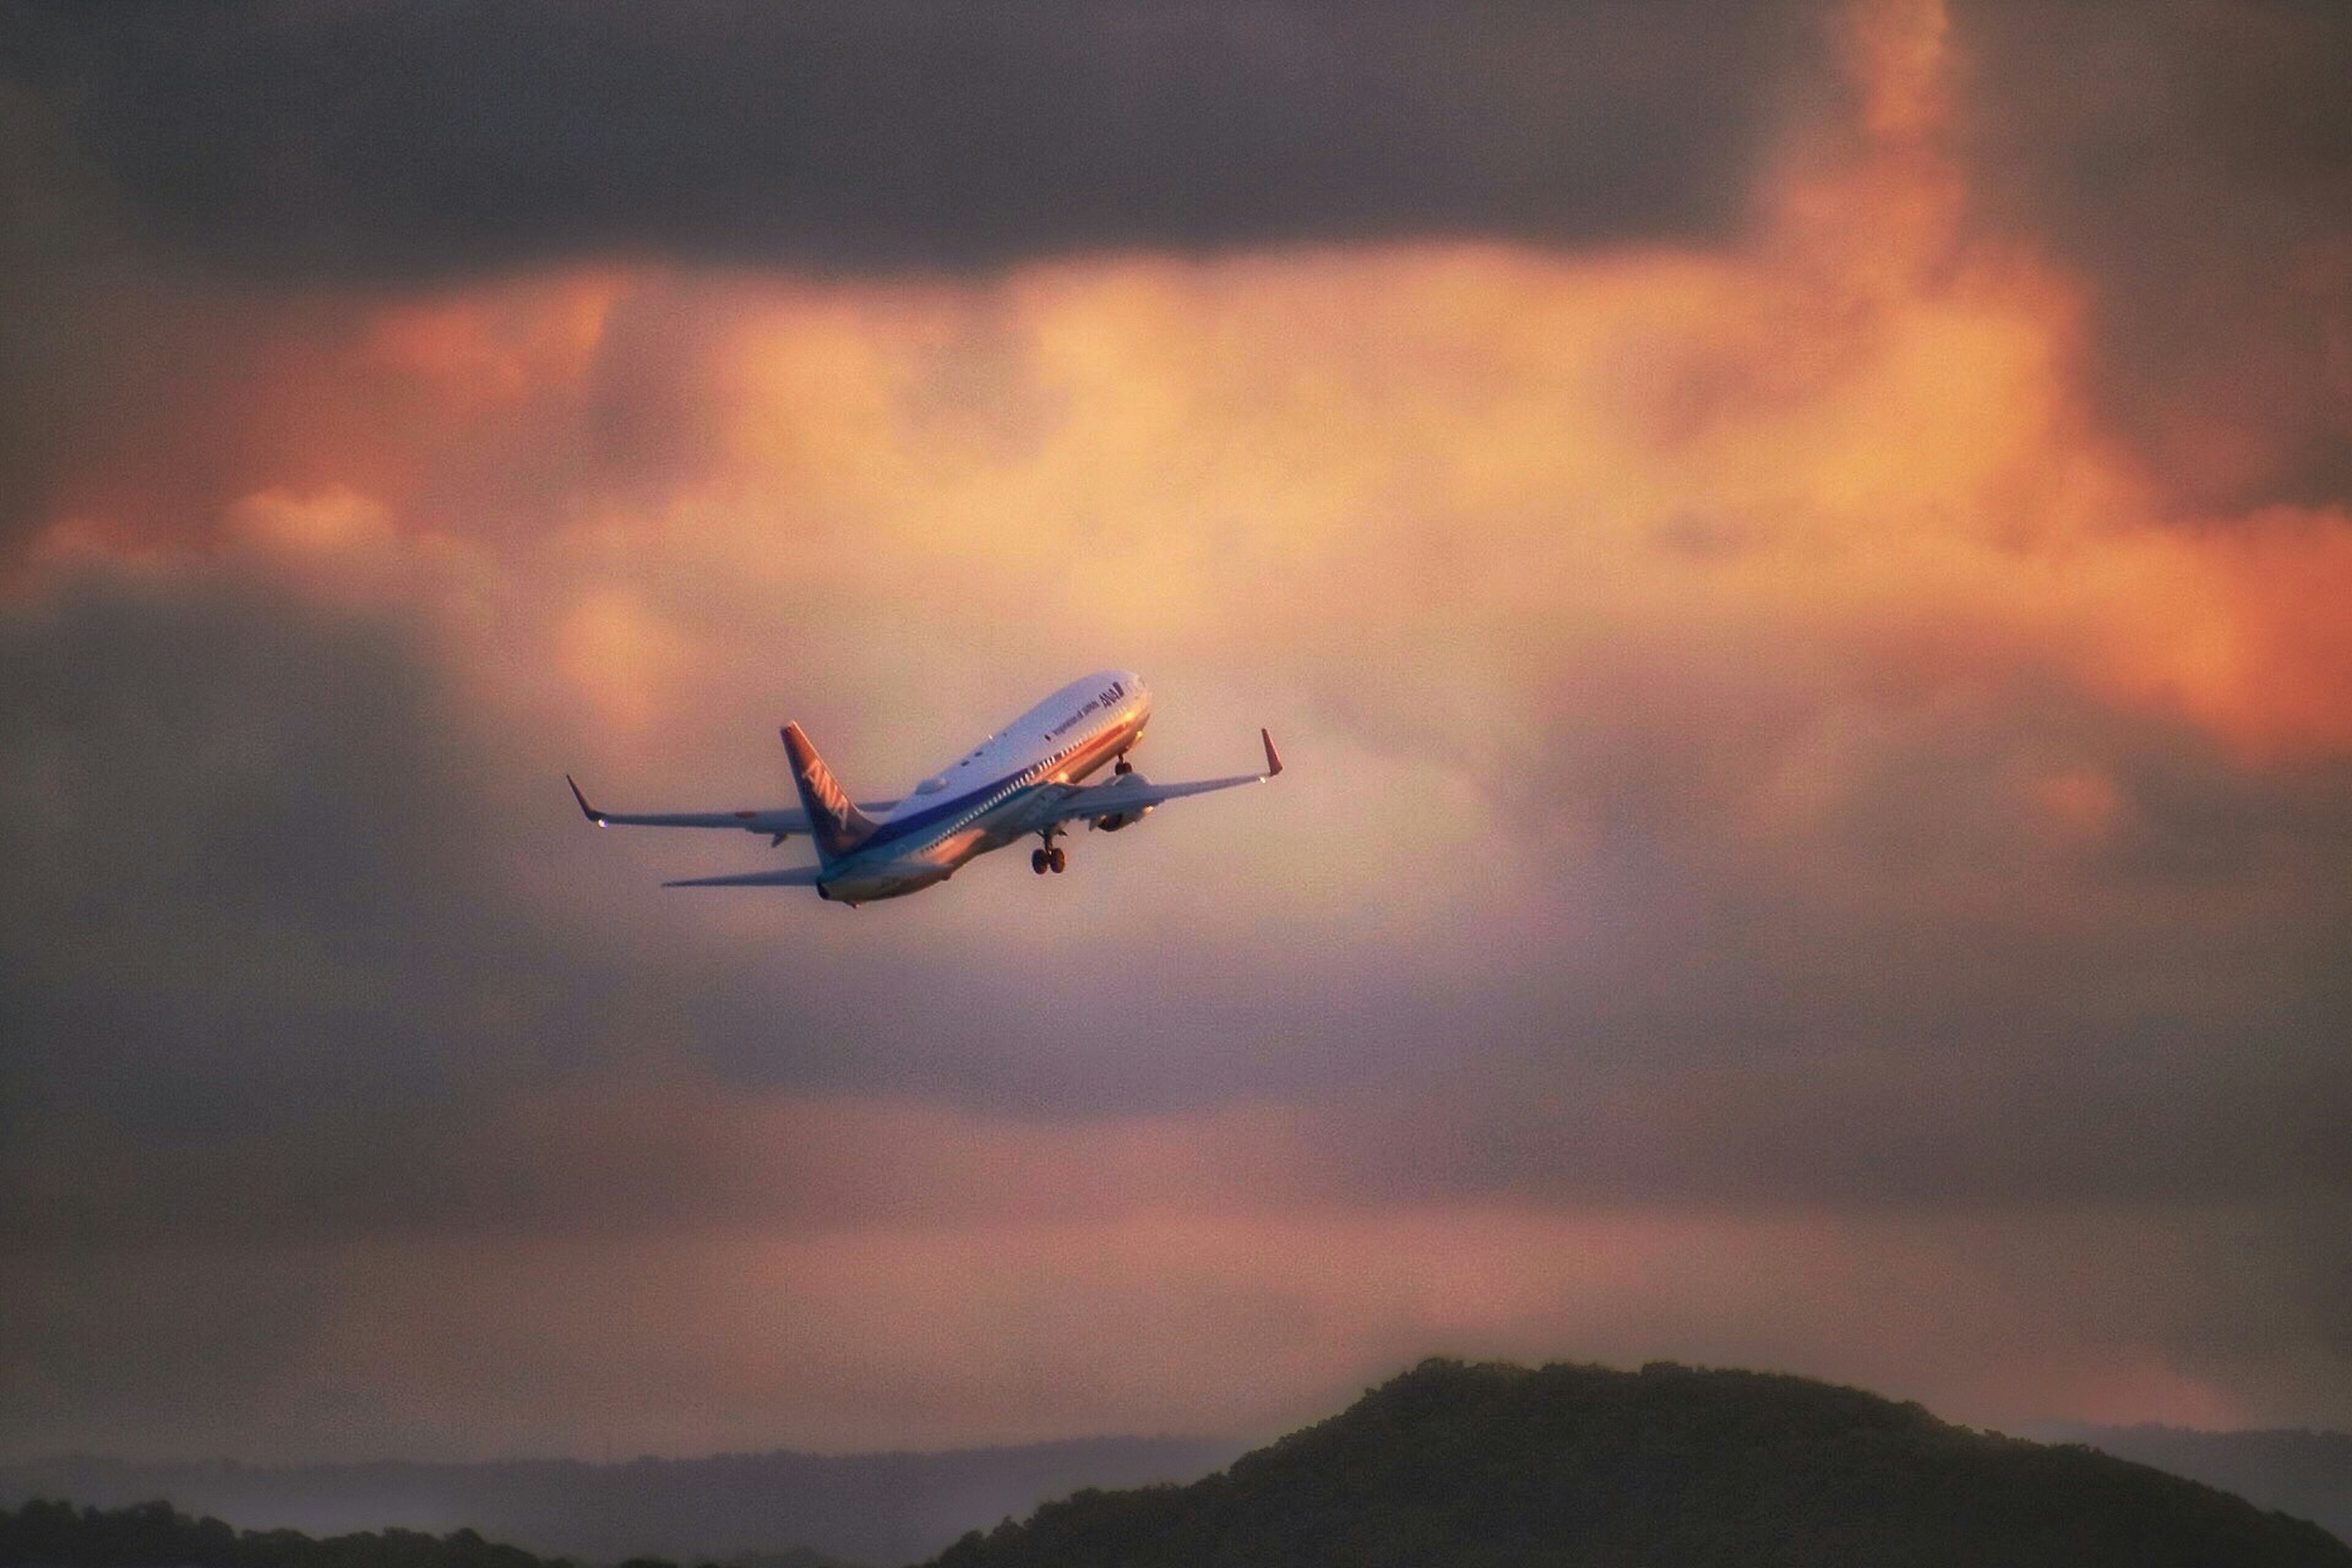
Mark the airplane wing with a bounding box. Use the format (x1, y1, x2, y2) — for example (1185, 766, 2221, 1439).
(566, 776, 896, 840)
(662, 864, 827, 889)
(1028, 729, 1283, 829)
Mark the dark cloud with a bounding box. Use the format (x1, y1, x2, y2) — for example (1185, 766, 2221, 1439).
(1407, 655, 2352, 1208)
(0, 563, 1493, 1259)
(9, 567, 2350, 1264)
(5, 560, 2352, 1453)
(0, 567, 1072, 1156)
(1, 0, 1820, 281)
(0, 568, 565, 1137)
(1954, 0, 2352, 509)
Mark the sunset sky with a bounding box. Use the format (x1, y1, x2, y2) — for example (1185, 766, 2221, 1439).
(4, 0, 2351, 1464)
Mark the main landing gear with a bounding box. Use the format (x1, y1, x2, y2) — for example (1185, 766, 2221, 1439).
(1031, 827, 1068, 875)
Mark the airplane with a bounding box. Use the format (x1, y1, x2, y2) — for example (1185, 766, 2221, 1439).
(565, 671, 1281, 905)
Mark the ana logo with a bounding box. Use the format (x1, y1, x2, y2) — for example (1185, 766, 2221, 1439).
(804, 762, 849, 819)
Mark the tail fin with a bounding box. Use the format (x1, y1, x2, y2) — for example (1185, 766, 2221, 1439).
(781, 723, 878, 865)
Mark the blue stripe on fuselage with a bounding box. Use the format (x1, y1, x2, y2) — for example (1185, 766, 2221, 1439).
(854, 713, 1132, 855)
(857, 764, 1030, 851)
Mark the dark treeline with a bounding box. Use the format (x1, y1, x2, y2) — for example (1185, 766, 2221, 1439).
(2050, 1425, 2352, 1548)
(0, 1441, 1230, 1564)
(0, 1499, 554, 1568)
(17, 1366, 2352, 1568)
(0, 1499, 845, 1568)
(929, 1359, 2352, 1568)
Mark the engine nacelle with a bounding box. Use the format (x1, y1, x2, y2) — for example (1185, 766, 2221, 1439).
(1093, 805, 1153, 832)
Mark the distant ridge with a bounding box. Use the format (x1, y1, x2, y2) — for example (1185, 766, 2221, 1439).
(0, 1438, 1237, 1566)
(928, 1359, 2352, 1568)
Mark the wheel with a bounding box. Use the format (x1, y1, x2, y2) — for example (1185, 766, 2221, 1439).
(1115, 758, 1133, 775)
(1031, 848, 1050, 874)
(1048, 846, 1067, 873)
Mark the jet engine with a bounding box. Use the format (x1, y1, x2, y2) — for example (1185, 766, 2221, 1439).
(1092, 804, 1153, 832)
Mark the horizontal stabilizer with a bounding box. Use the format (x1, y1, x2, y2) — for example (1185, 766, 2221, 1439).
(663, 865, 827, 889)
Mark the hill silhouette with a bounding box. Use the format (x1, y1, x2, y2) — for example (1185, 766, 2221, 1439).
(0, 1439, 1232, 1566)
(929, 1359, 2352, 1568)
(2046, 1425, 2352, 1548)
(0, 1498, 600, 1568)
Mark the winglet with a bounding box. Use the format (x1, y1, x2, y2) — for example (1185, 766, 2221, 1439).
(565, 774, 608, 826)
(1261, 728, 1283, 778)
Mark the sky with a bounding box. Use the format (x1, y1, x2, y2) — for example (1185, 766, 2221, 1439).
(2, 0, 2350, 1464)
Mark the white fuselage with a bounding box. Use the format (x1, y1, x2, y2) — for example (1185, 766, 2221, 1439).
(815, 670, 1150, 902)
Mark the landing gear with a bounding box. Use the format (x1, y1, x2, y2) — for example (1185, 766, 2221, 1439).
(1033, 827, 1068, 875)
(1114, 751, 1134, 775)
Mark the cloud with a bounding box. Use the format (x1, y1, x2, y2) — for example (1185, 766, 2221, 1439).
(6, 0, 2352, 1462)
(0, 0, 1822, 549)
(10, 1196, 2342, 1460)
(0, 566, 581, 1136)
(1954, 0, 2352, 510)
(1, 1, 1817, 280)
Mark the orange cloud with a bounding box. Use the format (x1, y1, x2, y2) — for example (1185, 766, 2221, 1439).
(20, 0, 2347, 778)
